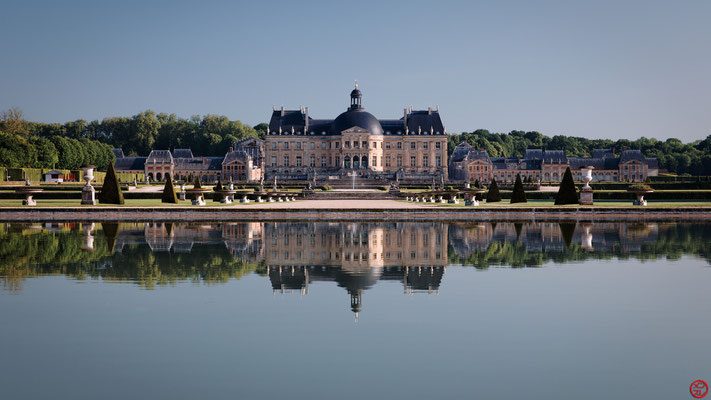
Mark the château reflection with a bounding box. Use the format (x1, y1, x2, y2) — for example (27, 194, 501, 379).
(2, 221, 711, 315)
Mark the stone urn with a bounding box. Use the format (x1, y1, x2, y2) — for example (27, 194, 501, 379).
(579, 166, 594, 205)
(465, 189, 486, 206)
(15, 187, 43, 206)
(628, 186, 653, 206)
(81, 165, 96, 205)
(186, 187, 211, 205)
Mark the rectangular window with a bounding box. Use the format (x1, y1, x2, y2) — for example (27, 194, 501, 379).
(423, 155, 429, 167)
(310, 142, 315, 150)
(385, 156, 391, 167)
(284, 142, 289, 150)
(322, 142, 327, 149)
(397, 156, 402, 167)
(397, 142, 402, 149)
(335, 155, 340, 166)
(410, 156, 416, 167)
(423, 142, 429, 150)
(410, 142, 416, 150)
(271, 142, 277, 149)
(310, 156, 315, 167)
(283, 155, 289, 167)
(373, 156, 378, 167)
(354, 141, 359, 149)
(435, 142, 441, 149)
(362, 141, 367, 148)
(335, 142, 340, 149)
(296, 156, 302, 167)
(296, 142, 301, 150)
(385, 142, 391, 149)
(321, 157, 327, 167)
(271, 156, 277, 167)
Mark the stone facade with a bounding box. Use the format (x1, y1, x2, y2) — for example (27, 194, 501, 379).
(449, 143, 658, 183)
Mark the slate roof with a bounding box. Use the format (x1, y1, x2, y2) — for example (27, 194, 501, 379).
(173, 157, 223, 171)
(114, 157, 146, 171)
(450, 142, 473, 162)
(592, 149, 615, 159)
(112, 148, 125, 159)
(524, 149, 543, 160)
(464, 150, 490, 162)
(542, 150, 567, 163)
(645, 158, 659, 169)
(173, 149, 194, 158)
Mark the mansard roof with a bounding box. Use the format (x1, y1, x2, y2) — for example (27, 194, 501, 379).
(112, 148, 125, 159)
(222, 150, 251, 165)
(146, 150, 173, 163)
(464, 150, 490, 162)
(173, 156, 223, 171)
(619, 150, 645, 163)
(450, 142, 472, 162)
(592, 149, 615, 159)
(542, 150, 567, 163)
(172, 149, 194, 158)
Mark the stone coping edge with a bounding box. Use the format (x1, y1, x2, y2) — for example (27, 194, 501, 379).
(1, 206, 711, 222)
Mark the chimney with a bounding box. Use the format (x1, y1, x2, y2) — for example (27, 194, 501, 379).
(428, 107, 432, 115)
(404, 108, 408, 126)
(304, 107, 309, 132)
(280, 106, 285, 116)
(229, 146, 233, 153)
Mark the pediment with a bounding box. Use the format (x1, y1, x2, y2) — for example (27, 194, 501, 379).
(341, 126, 370, 134)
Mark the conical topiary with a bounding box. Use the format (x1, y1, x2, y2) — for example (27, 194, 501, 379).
(98, 163, 124, 204)
(161, 173, 177, 203)
(555, 167, 579, 205)
(486, 178, 501, 202)
(193, 176, 202, 189)
(213, 179, 223, 202)
(510, 173, 527, 203)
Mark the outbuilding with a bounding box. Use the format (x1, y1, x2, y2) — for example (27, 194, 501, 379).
(44, 170, 64, 183)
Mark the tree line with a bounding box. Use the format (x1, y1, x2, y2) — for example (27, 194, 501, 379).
(448, 129, 711, 175)
(0, 107, 265, 171)
(3, 106, 711, 174)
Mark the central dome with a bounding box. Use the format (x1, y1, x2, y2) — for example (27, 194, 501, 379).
(330, 84, 383, 135)
(330, 109, 383, 135)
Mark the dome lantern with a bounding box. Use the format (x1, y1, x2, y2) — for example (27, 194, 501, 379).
(349, 81, 362, 110)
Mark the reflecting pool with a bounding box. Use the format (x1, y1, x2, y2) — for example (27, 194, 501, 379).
(1, 221, 710, 399)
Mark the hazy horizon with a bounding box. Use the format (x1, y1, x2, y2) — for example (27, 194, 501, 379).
(1, 0, 709, 141)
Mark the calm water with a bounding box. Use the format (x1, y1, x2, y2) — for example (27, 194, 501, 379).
(1, 221, 710, 400)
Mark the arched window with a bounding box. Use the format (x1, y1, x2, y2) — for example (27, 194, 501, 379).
(344, 156, 351, 169)
(353, 156, 360, 169)
(148, 173, 154, 180)
(156, 172, 162, 181)
(361, 156, 368, 168)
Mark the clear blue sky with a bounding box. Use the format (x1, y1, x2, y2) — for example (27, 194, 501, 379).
(1, 0, 709, 141)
